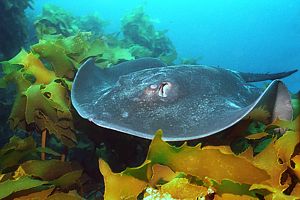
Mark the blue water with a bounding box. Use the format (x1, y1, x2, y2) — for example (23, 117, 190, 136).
(29, 0, 300, 92)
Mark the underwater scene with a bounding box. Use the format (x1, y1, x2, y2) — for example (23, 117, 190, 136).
(0, 0, 299, 199)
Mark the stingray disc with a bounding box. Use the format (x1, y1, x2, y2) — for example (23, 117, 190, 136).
(71, 58, 293, 141)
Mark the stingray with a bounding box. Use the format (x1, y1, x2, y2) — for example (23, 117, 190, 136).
(71, 58, 297, 141)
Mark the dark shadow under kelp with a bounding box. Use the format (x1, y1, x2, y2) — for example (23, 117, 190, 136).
(0, 0, 33, 60)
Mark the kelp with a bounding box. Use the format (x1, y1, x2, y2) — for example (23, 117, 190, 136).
(1, 49, 76, 147)
(0, 32, 136, 147)
(34, 5, 176, 65)
(0, 28, 138, 197)
(292, 92, 300, 119)
(0, 176, 83, 199)
(0, 3, 299, 199)
(35, 4, 106, 39)
(34, 4, 79, 39)
(121, 7, 177, 64)
(0, 176, 48, 199)
(78, 13, 107, 36)
(100, 110, 300, 199)
(0, 136, 85, 199)
(0, 136, 37, 172)
(33, 32, 134, 68)
(2, 44, 299, 200)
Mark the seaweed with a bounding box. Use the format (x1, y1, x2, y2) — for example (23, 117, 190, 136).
(292, 92, 300, 119)
(34, 4, 106, 40)
(78, 13, 107, 37)
(0, 3, 299, 199)
(121, 7, 177, 64)
(34, 5, 177, 65)
(0, 136, 85, 199)
(34, 4, 79, 39)
(1, 49, 76, 147)
(0, 31, 136, 150)
(98, 99, 300, 199)
(100, 118, 300, 199)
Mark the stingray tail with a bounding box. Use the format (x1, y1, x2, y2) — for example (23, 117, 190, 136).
(240, 69, 298, 82)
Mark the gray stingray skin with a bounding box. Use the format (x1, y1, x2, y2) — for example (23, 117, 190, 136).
(71, 58, 294, 141)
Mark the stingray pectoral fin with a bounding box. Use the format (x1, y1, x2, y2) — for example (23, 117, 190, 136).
(240, 69, 298, 82)
(249, 80, 293, 121)
(165, 81, 292, 141)
(71, 58, 108, 119)
(230, 80, 293, 130)
(191, 80, 292, 140)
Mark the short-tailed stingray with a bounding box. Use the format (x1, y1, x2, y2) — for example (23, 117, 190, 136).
(71, 58, 297, 141)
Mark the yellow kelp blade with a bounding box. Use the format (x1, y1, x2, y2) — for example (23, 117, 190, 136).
(147, 130, 269, 185)
(250, 184, 299, 200)
(292, 155, 300, 180)
(214, 194, 258, 200)
(270, 116, 299, 132)
(2, 49, 55, 84)
(32, 40, 75, 79)
(275, 131, 300, 165)
(249, 130, 300, 191)
(149, 164, 177, 187)
(160, 177, 209, 199)
(99, 128, 300, 199)
(145, 177, 210, 200)
(99, 160, 147, 200)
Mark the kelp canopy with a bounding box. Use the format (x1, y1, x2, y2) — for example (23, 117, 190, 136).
(0, 2, 299, 200)
(121, 7, 177, 64)
(35, 4, 106, 39)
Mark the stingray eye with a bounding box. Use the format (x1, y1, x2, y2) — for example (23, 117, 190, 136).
(158, 82, 172, 97)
